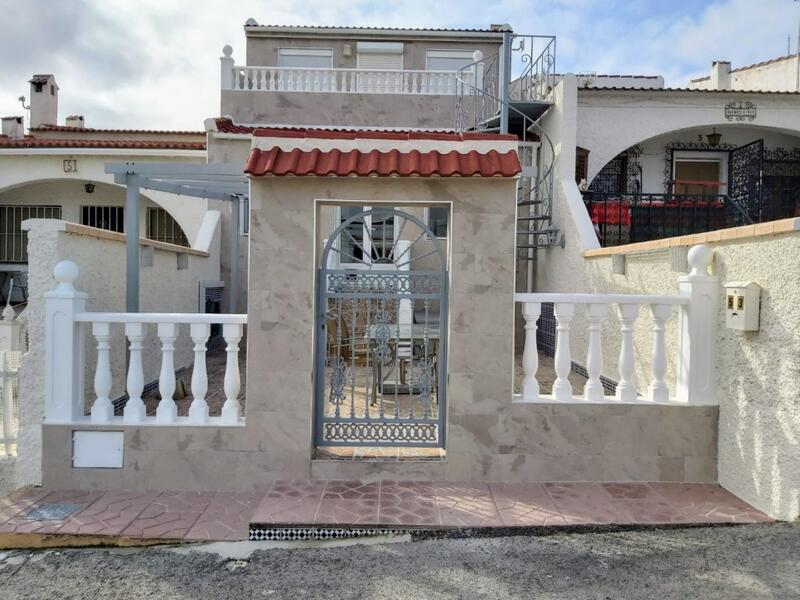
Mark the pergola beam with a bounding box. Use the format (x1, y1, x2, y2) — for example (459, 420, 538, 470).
(104, 162, 249, 314)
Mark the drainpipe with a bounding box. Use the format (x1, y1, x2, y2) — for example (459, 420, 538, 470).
(125, 174, 140, 313)
(499, 31, 513, 134)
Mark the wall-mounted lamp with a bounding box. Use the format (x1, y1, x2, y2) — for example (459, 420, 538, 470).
(706, 128, 722, 147)
(84, 182, 95, 194)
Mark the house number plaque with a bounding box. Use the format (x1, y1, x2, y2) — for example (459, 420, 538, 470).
(724, 101, 756, 122)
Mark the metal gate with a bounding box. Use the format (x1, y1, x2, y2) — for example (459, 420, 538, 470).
(314, 208, 448, 448)
(729, 139, 764, 222)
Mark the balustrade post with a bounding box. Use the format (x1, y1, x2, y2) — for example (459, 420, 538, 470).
(615, 303, 640, 402)
(473, 50, 484, 92)
(155, 322, 178, 423)
(44, 261, 87, 422)
(584, 303, 606, 402)
(188, 322, 210, 424)
(221, 323, 243, 424)
(552, 302, 575, 401)
(220, 45, 234, 90)
(648, 304, 673, 402)
(90, 322, 113, 423)
(123, 322, 146, 423)
(520, 301, 541, 401)
(676, 244, 718, 404)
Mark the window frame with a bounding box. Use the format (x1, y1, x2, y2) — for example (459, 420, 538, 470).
(423, 206, 449, 239)
(80, 205, 125, 233)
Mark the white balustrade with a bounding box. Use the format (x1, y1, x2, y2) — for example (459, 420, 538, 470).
(44, 261, 247, 426)
(514, 246, 718, 405)
(226, 64, 465, 95)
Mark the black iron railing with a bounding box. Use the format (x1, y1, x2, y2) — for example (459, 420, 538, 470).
(585, 193, 753, 247)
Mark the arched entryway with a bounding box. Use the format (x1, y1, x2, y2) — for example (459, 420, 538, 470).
(314, 207, 448, 449)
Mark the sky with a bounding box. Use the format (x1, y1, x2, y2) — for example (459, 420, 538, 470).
(0, 0, 798, 130)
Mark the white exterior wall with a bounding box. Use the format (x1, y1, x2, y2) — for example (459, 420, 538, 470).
(14, 218, 221, 489)
(0, 152, 209, 248)
(691, 56, 800, 92)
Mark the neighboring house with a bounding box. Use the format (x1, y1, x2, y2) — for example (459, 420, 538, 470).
(689, 55, 800, 92)
(0, 74, 212, 302)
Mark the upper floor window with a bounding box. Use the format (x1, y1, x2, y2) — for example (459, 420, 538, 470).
(278, 48, 333, 69)
(357, 42, 404, 93)
(425, 49, 475, 72)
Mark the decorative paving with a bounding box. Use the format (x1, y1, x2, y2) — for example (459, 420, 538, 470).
(0, 481, 772, 546)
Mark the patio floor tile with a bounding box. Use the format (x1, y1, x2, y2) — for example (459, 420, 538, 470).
(251, 481, 326, 525)
(543, 483, 625, 525)
(0, 487, 54, 526)
(490, 483, 566, 527)
(378, 481, 439, 526)
(0, 489, 105, 535)
(436, 483, 502, 527)
(121, 491, 214, 539)
(57, 491, 159, 536)
(316, 481, 379, 525)
(185, 492, 262, 541)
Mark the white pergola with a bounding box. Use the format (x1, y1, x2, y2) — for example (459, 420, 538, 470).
(104, 162, 248, 313)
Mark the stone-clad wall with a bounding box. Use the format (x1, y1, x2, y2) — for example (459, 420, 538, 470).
(41, 175, 718, 491)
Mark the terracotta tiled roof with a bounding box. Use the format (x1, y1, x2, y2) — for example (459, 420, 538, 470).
(692, 54, 797, 82)
(213, 118, 459, 136)
(579, 86, 800, 95)
(31, 124, 205, 135)
(243, 23, 509, 33)
(0, 136, 206, 150)
(245, 146, 521, 177)
(252, 127, 517, 141)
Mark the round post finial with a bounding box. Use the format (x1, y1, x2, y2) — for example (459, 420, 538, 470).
(53, 260, 79, 292)
(472, 50, 484, 62)
(687, 244, 713, 276)
(222, 45, 233, 58)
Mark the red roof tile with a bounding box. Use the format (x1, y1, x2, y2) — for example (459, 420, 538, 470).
(252, 127, 518, 142)
(213, 118, 462, 136)
(0, 136, 206, 150)
(31, 124, 205, 135)
(245, 147, 520, 177)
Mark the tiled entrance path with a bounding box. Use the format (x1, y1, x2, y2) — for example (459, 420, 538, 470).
(0, 482, 770, 545)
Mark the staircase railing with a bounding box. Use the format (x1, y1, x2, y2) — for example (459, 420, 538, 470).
(508, 35, 557, 102)
(454, 52, 557, 249)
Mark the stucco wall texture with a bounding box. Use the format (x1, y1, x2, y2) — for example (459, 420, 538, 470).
(537, 228, 800, 520)
(15, 219, 220, 490)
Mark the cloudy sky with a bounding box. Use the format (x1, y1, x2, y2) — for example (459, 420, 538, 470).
(0, 0, 797, 130)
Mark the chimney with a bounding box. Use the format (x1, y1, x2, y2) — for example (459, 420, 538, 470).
(28, 74, 58, 128)
(65, 115, 85, 129)
(709, 61, 732, 90)
(1, 116, 24, 138)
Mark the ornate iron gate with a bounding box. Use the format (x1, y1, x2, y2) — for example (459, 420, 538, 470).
(729, 139, 764, 221)
(315, 208, 448, 448)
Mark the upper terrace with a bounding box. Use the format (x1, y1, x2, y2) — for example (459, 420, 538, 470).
(220, 21, 556, 130)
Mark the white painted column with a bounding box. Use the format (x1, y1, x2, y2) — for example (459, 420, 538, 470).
(188, 322, 210, 424)
(123, 322, 146, 423)
(615, 303, 640, 402)
(90, 322, 113, 423)
(221, 323, 243, 424)
(552, 303, 575, 401)
(583, 303, 606, 402)
(648, 304, 673, 403)
(44, 261, 87, 422)
(220, 45, 234, 90)
(395, 239, 413, 326)
(155, 322, 178, 423)
(520, 301, 541, 401)
(676, 244, 719, 404)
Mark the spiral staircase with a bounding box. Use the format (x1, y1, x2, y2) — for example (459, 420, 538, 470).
(454, 34, 559, 260)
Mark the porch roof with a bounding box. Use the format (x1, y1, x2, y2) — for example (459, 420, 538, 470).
(244, 147, 521, 177)
(578, 86, 800, 95)
(0, 136, 206, 150)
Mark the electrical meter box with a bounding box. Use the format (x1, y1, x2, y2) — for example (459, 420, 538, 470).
(724, 281, 761, 331)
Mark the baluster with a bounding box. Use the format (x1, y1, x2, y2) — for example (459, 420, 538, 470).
(349, 70, 356, 93)
(221, 323, 243, 424)
(648, 304, 673, 402)
(584, 303, 606, 402)
(615, 303, 640, 402)
(552, 303, 575, 401)
(188, 322, 210, 423)
(90, 322, 113, 423)
(155, 322, 178, 423)
(421, 71, 429, 94)
(520, 302, 541, 401)
(123, 322, 146, 422)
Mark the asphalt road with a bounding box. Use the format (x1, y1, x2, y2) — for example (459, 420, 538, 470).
(1, 523, 798, 599)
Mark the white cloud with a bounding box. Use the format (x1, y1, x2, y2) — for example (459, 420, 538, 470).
(0, 0, 798, 130)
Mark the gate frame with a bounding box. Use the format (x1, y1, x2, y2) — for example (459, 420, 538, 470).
(313, 206, 449, 449)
